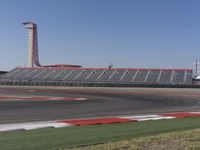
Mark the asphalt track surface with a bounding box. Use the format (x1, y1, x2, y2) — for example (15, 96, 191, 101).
(0, 86, 200, 124)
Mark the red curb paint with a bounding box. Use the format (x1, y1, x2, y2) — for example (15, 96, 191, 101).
(60, 118, 134, 126)
(60, 112, 200, 126)
(160, 112, 200, 118)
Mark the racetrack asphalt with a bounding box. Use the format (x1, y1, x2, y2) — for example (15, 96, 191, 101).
(0, 86, 200, 124)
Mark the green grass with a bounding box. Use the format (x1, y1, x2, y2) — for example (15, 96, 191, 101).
(0, 117, 200, 150)
(70, 128, 200, 150)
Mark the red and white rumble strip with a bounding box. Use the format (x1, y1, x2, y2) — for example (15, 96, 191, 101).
(0, 112, 200, 132)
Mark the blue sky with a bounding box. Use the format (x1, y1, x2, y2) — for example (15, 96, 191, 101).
(0, 0, 200, 71)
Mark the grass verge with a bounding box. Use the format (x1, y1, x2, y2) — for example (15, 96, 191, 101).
(0, 117, 200, 150)
(70, 128, 200, 150)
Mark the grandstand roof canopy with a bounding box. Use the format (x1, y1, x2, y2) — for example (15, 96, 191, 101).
(42, 64, 82, 68)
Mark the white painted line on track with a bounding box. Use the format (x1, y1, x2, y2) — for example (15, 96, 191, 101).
(0, 96, 88, 101)
(76, 98, 88, 101)
(29, 90, 36, 92)
(47, 97, 88, 101)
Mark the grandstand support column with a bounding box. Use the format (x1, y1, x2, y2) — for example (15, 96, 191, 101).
(108, 69, 117, 81)
(131, 70, 139, 82)
(156, 70, 162, 83)
(85, 70, 95, 81)
(170, 70, 175, 83)
(23, 22, 41, 67)
(144, 70, 151, 82)
(183, 70, 188, 83)
(120, 69, 128, 81)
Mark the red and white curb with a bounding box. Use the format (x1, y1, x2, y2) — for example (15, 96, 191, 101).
(0, 121, 72, 132)
(0, 112, 200, 132)
(0, 96, 87, 101)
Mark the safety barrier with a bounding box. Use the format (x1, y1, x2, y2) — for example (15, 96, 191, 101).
(0, 79, 198, 88)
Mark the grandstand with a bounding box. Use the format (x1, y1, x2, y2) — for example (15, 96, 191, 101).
(0, 71, 7, 77)
(0, 22, 194, 87)
(0, 67, 192, 87)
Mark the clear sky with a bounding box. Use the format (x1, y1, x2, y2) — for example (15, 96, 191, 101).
(0, 0, 200, 71)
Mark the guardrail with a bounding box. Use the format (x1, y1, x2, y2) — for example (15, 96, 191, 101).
(0, 79, 198, 88)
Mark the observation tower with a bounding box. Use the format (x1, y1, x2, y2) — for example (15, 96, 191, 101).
(23, 22, 81, 68)
(23, 22, 41, 67)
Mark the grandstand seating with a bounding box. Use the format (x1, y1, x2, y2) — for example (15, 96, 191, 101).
(0, 71, 7, 78)
(0, 67, 193, 86)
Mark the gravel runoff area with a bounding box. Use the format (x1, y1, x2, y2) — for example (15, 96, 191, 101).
(0, 86, 200, 124)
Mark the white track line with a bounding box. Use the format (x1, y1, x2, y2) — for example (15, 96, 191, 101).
(28, 90, 36, 92)
(76, 98, 88, 100)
